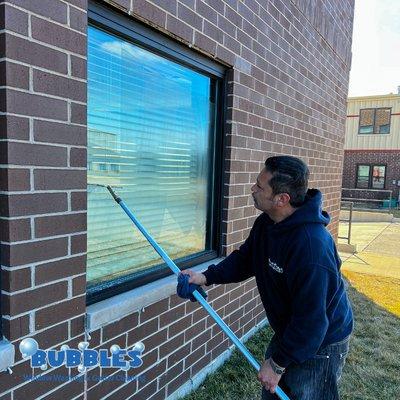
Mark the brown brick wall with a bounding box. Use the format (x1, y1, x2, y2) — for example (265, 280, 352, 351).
(0, 0, 354, 398)
(0, 0, 88, 396)
(342, 150, 400, 201)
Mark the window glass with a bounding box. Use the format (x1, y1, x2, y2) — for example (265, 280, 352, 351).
(87, 26, 216, 286)
(357, 165, 370, 188)
(359, 125, 373, 134)
(374, 108, 391, 134)
(358, 108, 391, 134)
(372, 166, 386, 189)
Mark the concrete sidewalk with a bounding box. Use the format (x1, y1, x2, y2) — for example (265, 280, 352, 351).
(338, 222, 400, 316)
(339, 222, 400, 278)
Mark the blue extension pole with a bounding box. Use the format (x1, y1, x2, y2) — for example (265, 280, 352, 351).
(107, 186, 290, 400)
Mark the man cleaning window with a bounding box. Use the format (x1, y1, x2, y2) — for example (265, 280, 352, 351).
(181, 155, 354, 400)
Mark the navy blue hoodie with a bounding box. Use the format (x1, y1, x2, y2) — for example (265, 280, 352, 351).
(202, 189, 353, 368)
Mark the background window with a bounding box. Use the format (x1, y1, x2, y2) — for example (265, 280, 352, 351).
(358, 108, 391, 134)
(372, 165, 386, 189)
(356, 165, 370, 188)
(356, 165, 386, 189)
(87, 26, 220, 297)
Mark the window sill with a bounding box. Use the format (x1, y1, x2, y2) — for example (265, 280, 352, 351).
(0, 339, 15, 373)
(86, 257, 224, 332)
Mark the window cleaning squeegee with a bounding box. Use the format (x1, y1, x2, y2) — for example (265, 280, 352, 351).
(106, 185, 290, 400)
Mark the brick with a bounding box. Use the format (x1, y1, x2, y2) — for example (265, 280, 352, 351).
(159, 332, 184, 358)
(107, 0, 130, 11)
(34, 169, 86, 190)
(68, 0, 87, 9)
(0, 359, 32, 393)
(196, 1, 217, 24)
(70, 147, 87, 167)
(0, 193, 68, 217)
(13, 366, 71, 400)
(0, 142, 67, 167)
(33, 322, 69, 351)
(72, 274, 86, 296)
(131, 0, 167, 28)
(1, 237, 68, 267)
(70, 102, 86, 124)
(40, 252, 73, 283)
(204, 20, 223, 43)
(1, 89, 68, 120)
(1, 314, 30, 341)
(0, 218, 31, 242)
(0, 62, 29, 89)
(10, 0, 68, 24)
(71, 191, 87, 211)
(71, 233, 86, 254)
(70, 315, 85, 337)
(158, 360, 183, 388)
(102, 312, 139, 342)
(2, 267, 31, 291)
(194, 31, 216, 55)
(184, 342, 205, 368)
(31, 16, 86, 56)
(136, 359, 166, 390)
(2, 281, 67, 315)
(166, 368, 190, 395)
(127, 317, 158, 346)
(0, 168, 30, 191)
(139, 298, 169, 323)
(33, 120, 87, 146)
(69, 7, 87, 33)
(151, 0, 177, 14)
(40, 379, 84, 400)
(166, 15, 193, 43)
(33, 70, 86, 102)
(71, 55, 87, 79)
(167, 314, 191, 338)
(141, 328, 167, 351)
(2, 33, 68, 74)
(35, 296, 85, 329)
(167, 342, 190, 368)
(160, 304, 185, 328)
(130, 380, 157, 400)
(0, 4, 28, 36)
(35, 213, 86, 238)
(178, 4, 202, 31)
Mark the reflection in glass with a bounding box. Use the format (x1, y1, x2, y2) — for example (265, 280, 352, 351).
(87, 26, 215, 285)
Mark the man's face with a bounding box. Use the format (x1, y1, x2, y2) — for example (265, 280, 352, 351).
(251, 168, 277, 213)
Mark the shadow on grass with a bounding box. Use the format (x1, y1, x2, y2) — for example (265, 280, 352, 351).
(180, 281, 399, 400)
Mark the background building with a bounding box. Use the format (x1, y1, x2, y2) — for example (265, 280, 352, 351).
(0, 0, 354, 398)
(342, 93, 400, 208)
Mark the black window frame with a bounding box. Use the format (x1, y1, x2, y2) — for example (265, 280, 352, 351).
(356, 164, 387, 189)
(358, 107, 392, 135)
(87, 1, 226, 305)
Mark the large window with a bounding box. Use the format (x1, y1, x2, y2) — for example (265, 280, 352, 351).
(358, 108, 391, 134)
(356, 165, 386, 189)
(87, 7, 224, 303)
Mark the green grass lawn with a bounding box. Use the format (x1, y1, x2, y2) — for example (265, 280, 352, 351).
(181, 283, 400, 400)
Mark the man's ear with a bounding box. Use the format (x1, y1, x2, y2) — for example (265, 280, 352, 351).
(277, 193, 291, 207)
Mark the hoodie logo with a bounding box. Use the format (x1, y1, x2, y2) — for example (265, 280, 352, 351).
(268, 259, 283, 273)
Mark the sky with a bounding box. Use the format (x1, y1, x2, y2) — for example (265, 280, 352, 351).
(348, 0, 400, 97)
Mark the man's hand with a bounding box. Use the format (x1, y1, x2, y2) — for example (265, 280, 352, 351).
(257, 358, 282, 394)
(180, 269, 207, 286)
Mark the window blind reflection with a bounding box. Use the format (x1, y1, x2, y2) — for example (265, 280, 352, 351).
(87, 26, 214, 285)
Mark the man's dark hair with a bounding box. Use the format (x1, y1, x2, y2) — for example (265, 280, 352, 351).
(264, 156, 309, 207)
